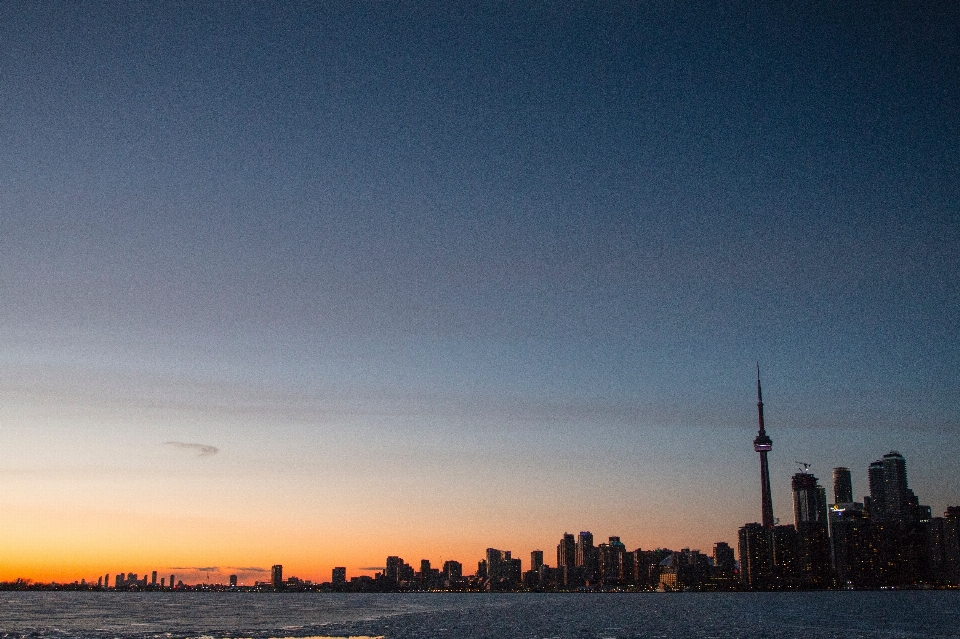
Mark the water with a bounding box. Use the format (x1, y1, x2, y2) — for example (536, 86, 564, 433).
(1, 591, 958, 639)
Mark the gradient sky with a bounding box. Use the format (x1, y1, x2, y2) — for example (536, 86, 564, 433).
(2, 1, 959, 584)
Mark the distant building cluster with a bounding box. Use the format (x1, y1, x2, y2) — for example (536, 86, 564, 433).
(339, 537, 736, 593)
(738, 368, 960, 590)
(739, 452, 960, 589)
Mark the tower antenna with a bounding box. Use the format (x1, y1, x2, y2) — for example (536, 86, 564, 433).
(753, 364, 774, 528)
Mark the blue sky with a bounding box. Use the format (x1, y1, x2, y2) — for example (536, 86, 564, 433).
(1, 1, 958, 581)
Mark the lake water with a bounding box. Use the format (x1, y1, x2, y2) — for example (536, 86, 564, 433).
(1, 591, 958, 639)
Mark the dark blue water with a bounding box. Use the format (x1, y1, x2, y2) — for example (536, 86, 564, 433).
(1, 591, 958, 639)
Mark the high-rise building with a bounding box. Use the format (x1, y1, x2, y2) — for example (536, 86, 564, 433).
(576, 531, 594, 567)
(576, 531, 597, 582)
(713, 542, 735, 580)
(442, 560, 462, 581)
(530, 550, 544, 572)
(229, 574, 238, 587)
(597, 539, 625, 584)
(833, 467, 853, 504)
(943, 507, 960, 585)
(271, 565, 283, 588)
(868, 459, 886, 520)
(385, 556, 404, 583)
(881, 451, 910, 519)
(151, 571, 157, 586)
(771, 524, 802, 587)
(791, 470, 831, 587)
(332, 567, 346, 585)
(557, 533, 575, 568)
(792, 470, 828, 525)
(170, 574, 175, 589)
(738, 523, 772, 589)
(753, 366, 775, 528)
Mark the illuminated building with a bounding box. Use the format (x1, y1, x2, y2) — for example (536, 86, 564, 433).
(738, 523, 772, 589)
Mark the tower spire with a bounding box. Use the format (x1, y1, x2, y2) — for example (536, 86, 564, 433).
(756, 363, 766, 436)
(753, 364, 774, 528)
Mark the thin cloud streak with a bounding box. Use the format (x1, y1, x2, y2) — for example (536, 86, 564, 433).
(163, 441, 219, 457)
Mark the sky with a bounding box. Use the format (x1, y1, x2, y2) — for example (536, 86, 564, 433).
(1, 1, 959, 585)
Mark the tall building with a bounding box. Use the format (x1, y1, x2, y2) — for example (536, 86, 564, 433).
(486, 548, 519, 587)
(530, 550, 544, 572)
(754, 366, 775, 528)
(271, 565, 283, 588)
(943, 507, 960, 585)
(738, 523, 772, 589)
(229, 574, 238, 587)
(868, 459, 886, 519)
(576, 531, 594, 567)
(713, 542, 735, 580)
(791, 470, 831, 587)
(833, 467, 853, 504)
(597, 539, 625, 585)
(442, 560, 462, 581)
(556, 533, 576, 586)
(151, 571, 157, 586)
(557, 533, 575, 568)
(792, 470, 828, 526)
(332, 567, 346, 585)
(881, 451, 910, 520)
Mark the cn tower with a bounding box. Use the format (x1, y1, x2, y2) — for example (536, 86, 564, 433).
(754, 364, 774, 528)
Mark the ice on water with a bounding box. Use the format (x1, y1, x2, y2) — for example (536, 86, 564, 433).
(1, 592, 959, 639)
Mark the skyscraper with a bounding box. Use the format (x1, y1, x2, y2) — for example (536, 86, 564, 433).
(791, 469, 831, 587)
(868, 459, 886, 520)
(271, 565, 283, 588)
(754, 366, 774, 528)
(530, 550, 544, 572)
(833, 467, 853, 504)
(385, 556, 404, 583)
(792, 470, 828, 526)
(556, 533, 576, 587)
(881, 451, 910, 520)
(738, 522, 772, 589)
(557, 533, 575, 568)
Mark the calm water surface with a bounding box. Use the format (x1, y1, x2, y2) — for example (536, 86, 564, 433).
(1, 591, 958, 639)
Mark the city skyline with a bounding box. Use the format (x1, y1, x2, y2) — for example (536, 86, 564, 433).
(3, 443, 951, 586)
(2, 3, 959, 584)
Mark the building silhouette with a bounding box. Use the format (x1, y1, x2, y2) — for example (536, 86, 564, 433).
(271, 565, 283, 589)
(791, 469, 831, 587)
(754, 366, 775, 529)
(833, 467, 853, 504)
